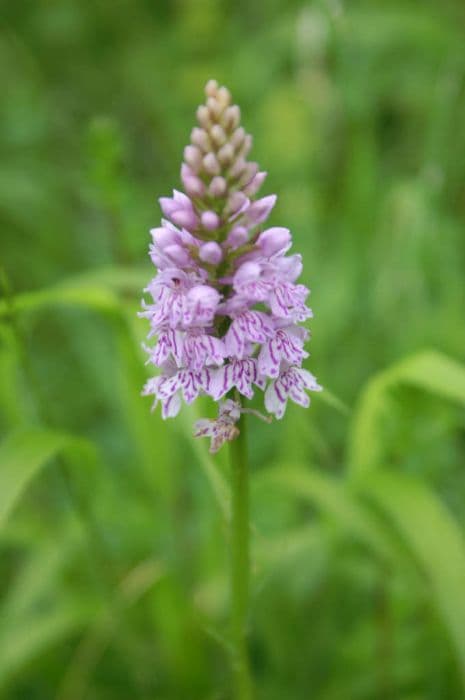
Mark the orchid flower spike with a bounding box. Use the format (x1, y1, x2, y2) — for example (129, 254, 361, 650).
(140, 80, 321, 452)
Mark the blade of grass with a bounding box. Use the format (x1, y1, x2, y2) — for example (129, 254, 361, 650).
(349, 350, 465, 476)
(361, 469, 465, 690)
(58, 558, 166, 700)
(255, 464, 396, 560)
(0, 429, 69, 528)
(0, 266, 150, 322)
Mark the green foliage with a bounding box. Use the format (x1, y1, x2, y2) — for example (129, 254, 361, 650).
(361, 470, 465, 688)
(0, 429, 70, 527)
(1, 0, 465, 697)
(349, 351, 465, 476)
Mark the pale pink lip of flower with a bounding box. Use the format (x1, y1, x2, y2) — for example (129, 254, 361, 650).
(140, 80, 321, 452)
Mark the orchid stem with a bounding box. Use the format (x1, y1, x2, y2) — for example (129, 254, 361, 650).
(229, 410, 253, 700)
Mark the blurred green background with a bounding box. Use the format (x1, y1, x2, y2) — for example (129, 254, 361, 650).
(1, 0, 465, 698)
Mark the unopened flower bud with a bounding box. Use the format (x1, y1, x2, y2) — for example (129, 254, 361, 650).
(207, 96, 222, 120)
(245, 194, 277, 224)
(230, 127, 245, 149)
(201, 211, 220, 230)
(238, 162, 259, 188)
(196, 105, 211, 128)
(150, 226, 177, 248)
(216, 86, 231, 108)
(158, 197, 177, 218)
(205, 79, 219, 97)
(226, 225, 248, 248)
(184, 145, 202, 170)
(181, 164, 206, 197)
(199, 241, 223, 264)
(239, 134, 253, 158)
(203, 152, 221, 175)
(226, 191, 249, 217)
(233, 261, 261, 286)
(217, 143, 235, 166)
(210, 124, 226, 146)
(159, 190, 199, 230)
(191, 127, 210, 151)
(159, 189, 191, 214)
(171, 209, 198, 230)
(223, 105, 241, 130)
(164, 244, 191, 266)
(184, 177, 205, 198)
(209, 176, 227, 197)
(257, 227, 291, 256)
(243, 170, 266, 196)
(229, 156, 246, 179)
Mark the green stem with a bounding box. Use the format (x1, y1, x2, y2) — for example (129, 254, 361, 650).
(229, 411, 253, 700)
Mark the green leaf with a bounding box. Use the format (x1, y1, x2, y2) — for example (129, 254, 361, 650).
(0, 604, 92, 685)
(255, 465, 396, 560)
(0, 529, 96, 688)
(0, 266, 150, 322)
(255, 523, 329, 571)
(349, 350, 465, 476)
(4, 539, 77, 620)
(0, 324, 25, 429)
(0, 282, 120, 319)
(393, 350, 465, 404)
(111, 311, 171, 495)
(362, 470, 465, 689)
(83, 265, 151, 296)
(0, 429, 69, 528)
(58, 558, 165, 700)
(0, 429, 98, 529)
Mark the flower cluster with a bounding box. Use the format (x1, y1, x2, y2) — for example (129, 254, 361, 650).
(141, 80, 321, 451)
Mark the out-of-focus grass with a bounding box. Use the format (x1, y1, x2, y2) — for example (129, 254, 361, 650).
(1, 1, 465, 698)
